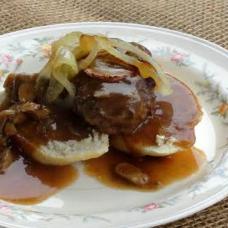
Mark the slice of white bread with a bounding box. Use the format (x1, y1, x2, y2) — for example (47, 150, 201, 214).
(12, 131, 109, 165)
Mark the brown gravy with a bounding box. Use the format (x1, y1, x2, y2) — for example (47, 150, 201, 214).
(120, 76, 202, 153)
(84, 76, 204, 190)
(84, 148, 205, 190)
(16, 106, 92, 147)
(0, 153, 77, 204)
(0, 74, 204, 204)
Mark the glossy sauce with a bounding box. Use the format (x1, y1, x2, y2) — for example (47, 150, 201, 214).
(84, 148, 205, 190)
(0, 74, 204, 203)
(0, 153, 77, 204)
(117, 75, 202, 155)
(85, 75, 204, 189)
(0, 75, 89, 204)
(16, 106, 92, 147)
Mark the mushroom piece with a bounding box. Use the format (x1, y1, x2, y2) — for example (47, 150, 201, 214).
(14, 102, 50, 120)
(0, 138, 15, 173)
(115, 162, 149, 186)
(18, 82, 36, 102)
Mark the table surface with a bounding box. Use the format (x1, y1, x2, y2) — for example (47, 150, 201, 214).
(0, 0, 228, 227)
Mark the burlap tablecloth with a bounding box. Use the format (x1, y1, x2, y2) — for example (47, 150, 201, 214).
(0, 0, 227, 227)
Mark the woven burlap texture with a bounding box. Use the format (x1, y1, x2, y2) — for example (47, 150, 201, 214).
(0, 0, 228, 227)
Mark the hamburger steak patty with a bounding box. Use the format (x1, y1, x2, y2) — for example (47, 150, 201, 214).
(73, 72, 155, 135)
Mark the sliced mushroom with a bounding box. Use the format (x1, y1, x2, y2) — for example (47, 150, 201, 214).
(115, 162, 149, 186)
(0, 138, 15, 173)
(13, 112, 27, 125)
(0, 148, 15, 173)
(84, 53, 137, 82)
(4, 122, 17, 136)
(18, 82, 36, 102)
(3, 74, 37, 104)
(0, 109, 16, 119)
(15, 102, 50, 120)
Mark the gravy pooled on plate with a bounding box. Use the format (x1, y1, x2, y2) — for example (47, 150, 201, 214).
(0, 33, 204, 204)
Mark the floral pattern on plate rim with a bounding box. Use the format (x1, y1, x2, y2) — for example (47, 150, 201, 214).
(0, 37, 227, 224)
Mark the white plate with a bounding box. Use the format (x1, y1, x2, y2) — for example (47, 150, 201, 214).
(0, 22, 227, 228)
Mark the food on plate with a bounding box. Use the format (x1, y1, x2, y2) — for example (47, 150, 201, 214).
(115, 162, 149, 185)
(2, 74, 109, 165)
(0, 32, 204, 204)
(73, 71, 155, 134)
(111, 75, 202, 156)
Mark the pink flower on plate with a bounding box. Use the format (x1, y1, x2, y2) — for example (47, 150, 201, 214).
(170, 52, 185, 64)
(1, 54, 13, 66)
(143, 203, 160, 212)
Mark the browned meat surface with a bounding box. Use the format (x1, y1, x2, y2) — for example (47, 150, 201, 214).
(74, 72, 155, 135)
(73, 43, 156, 135)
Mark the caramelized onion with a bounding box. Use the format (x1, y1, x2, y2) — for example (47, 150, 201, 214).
(37, 33, 171, 102)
